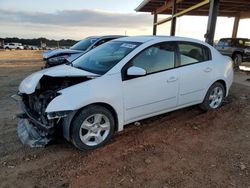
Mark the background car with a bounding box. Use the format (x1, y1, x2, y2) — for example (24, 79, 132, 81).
(4, 43, 24, 50)
(43, 35, 125, 68)
(215, 38, 250, 67)
(28, 45, 39, 50)
(16, 36, 233, 150)
(239, 63, 250, 74)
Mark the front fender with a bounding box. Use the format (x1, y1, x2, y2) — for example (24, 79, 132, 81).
(45, 74, 124, 131)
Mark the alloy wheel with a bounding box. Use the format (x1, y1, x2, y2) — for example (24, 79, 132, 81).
(208, 86, 224, 109)
(79, 114, 110, 146)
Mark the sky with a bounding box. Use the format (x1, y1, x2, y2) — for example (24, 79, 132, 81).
(0, 0, 249, 41)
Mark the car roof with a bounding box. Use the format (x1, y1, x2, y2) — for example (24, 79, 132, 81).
(114, 35, 208, 45)
(86, 35, 126, 40)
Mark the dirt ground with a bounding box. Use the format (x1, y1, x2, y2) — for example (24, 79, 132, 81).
(0, 50, 250, 188)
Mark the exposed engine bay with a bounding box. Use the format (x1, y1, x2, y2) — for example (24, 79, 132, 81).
(16, 75, 92, 147)
(24, 76, 90, 122)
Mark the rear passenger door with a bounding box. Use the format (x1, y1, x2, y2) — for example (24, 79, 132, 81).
(177, 42, 213, 106)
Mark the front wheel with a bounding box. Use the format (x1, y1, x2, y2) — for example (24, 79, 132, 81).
(200, 82, 225, 111)
(71, 105, 115, 151)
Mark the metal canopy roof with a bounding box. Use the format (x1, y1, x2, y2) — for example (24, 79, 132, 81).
(136, 0, 250, 18)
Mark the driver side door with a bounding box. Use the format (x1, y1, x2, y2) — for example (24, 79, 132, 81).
(122, 42, 180, 123)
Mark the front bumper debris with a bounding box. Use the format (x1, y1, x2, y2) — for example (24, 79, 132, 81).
(17, 114, 52, 147)
(12, 94, 54, 147)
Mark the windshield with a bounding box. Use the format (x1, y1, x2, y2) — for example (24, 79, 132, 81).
(72, 41, 141, 75)
(70, 37, 98, 51)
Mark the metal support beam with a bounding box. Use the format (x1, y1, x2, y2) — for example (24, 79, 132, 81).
(156, 0, 182, 14)
(155, 0, 209, 25)
(170, 0, 177, 36)
(205, 0, 219, 45)
(232, 17, 240, 38)
(240, 11, 250, 19)
(153, 12, 158, 35)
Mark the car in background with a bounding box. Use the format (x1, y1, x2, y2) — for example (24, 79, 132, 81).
(43, 35, 125, 68)
(28, 45, 39, 50)
(23, 45, 39, 50)
(239, 63, 250, 74)
(215, 38, 250, 67)
(15, 36, 233, 150)
(4, 43, 24, 50)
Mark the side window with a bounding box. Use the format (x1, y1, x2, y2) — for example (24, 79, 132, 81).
(178, 42, 211, 66)
(130, 43, 175, 74)
(244, 40, 250, 47)
(226, 39, 232, 47)
(238, 40, 244, 47)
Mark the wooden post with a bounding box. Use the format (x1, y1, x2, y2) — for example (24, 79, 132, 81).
(170, 0, 177, 36)
(232, 17, 240, 38)
(205, 0, 219, 45)
(153, 12, 158, 35)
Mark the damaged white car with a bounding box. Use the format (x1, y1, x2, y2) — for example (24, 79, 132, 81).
(13, 36, 234, 151)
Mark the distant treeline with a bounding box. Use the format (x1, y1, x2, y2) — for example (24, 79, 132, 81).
(0, 37, 78, 47)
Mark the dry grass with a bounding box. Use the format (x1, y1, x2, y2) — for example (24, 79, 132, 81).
(0, 50, 43, 61)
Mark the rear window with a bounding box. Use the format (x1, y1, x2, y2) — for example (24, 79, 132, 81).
(70, 37, 98, 51)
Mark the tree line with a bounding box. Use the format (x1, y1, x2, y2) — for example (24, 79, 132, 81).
(0, 37, 78, 48)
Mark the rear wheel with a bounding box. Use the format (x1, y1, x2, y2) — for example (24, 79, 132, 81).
(200, 82, 225, 111)
(233, 53, 242, 68)
(71, 105, 115, 151)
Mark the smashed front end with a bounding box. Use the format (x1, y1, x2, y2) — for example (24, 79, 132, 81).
(13, 74, 92, 147)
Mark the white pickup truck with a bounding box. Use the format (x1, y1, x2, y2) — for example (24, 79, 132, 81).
(4, 43, 24, 50)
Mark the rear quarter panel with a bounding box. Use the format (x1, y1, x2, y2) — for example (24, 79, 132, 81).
(210, 48, 234, 96)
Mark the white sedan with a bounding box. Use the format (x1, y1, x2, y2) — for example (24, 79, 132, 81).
(16, 36, 234, 150)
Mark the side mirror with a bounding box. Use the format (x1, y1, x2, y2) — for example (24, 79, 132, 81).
(127, 66, 146, 77)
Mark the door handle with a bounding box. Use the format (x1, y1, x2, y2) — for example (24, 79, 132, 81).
(204, 67, 212, 73)
(167, 76, 178, 83)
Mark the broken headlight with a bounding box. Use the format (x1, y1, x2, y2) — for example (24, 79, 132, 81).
(48, 55, 68, 63)
(47, 110, 72, 120)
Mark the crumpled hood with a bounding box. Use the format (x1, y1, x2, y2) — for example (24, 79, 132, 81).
(19, 64, 98, 94)
(43, 49, 83, 59)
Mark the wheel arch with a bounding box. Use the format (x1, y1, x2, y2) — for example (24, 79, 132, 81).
(203, 79, 227, 103)
(232, 50, 243, 58)
(215, 79, 227, 97)
(62, 102, 119, 142)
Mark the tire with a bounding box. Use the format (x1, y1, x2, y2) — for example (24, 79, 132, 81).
(233, 53, 243, 68)
(71, 105, 115, 151)
(200, 82, 225, 112)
